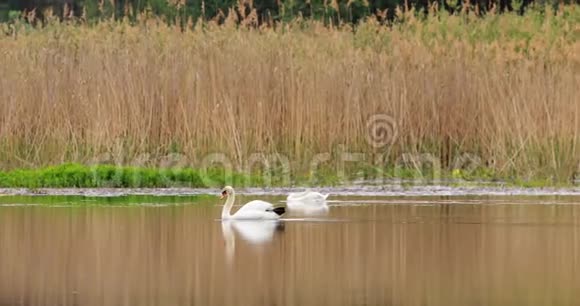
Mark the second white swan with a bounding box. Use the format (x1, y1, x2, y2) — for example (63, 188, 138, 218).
(220, 186, 285, 220)
(287, 189, 329, 202)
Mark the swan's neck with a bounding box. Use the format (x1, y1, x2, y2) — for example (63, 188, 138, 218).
(222, 191, 235, 219)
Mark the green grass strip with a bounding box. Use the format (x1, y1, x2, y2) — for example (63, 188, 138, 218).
(0, 163, 257, 188)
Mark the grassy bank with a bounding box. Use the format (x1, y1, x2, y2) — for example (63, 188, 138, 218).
(0, 8, 579, 185)
(0, 164, 259, 188)
(0, 163, 572, 188)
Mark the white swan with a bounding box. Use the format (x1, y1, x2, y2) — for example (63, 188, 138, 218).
(286, 189, 330, 216)
(220, 186, 285, 220)
(286, 189, 329, 202)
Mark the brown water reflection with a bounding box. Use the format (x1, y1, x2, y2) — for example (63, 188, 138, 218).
(0, 196, 579, 306)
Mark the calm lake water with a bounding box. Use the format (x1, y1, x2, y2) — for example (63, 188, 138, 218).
(0, 195, 579, 306)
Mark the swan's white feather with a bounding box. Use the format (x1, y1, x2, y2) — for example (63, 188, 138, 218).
(287, 191, 329, 203)
(236, 200, 274, 212)
(231, 200, 280, 220)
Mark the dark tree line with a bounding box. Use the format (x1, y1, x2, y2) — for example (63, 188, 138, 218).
(2, 0, 579, 24)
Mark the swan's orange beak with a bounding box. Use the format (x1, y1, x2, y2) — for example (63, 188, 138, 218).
(220, 191, 227, 199)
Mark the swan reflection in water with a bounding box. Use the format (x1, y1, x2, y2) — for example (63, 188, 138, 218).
(221, 220, 284, 263)
(286, 200, 330, 216)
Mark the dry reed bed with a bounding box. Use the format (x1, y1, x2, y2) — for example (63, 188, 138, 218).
(0, 10, 579, 182)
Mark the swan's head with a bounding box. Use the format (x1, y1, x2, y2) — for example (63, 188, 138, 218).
(220, 186, 234, 199)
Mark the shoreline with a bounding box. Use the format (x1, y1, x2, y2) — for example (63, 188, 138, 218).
(1, 184, 580, 197)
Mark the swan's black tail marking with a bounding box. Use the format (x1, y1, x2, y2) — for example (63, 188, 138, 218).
(272, 207, 286, 216)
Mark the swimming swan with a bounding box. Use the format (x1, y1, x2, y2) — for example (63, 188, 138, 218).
(220, 186, 285, 220)
(286, 190, 329, 202)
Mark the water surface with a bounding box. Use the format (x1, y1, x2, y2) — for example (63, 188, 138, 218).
(0, 195, 579, 306)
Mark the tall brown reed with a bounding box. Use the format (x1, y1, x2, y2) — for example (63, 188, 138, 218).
(0, 9, 578, 182)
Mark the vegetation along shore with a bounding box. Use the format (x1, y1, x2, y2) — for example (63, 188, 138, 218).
(0, 4, 578, 188)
